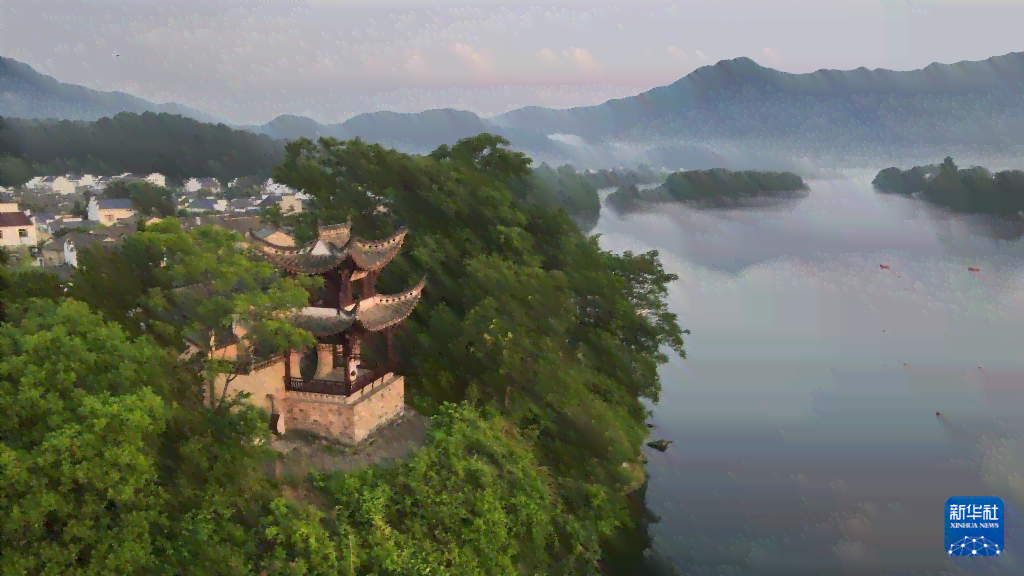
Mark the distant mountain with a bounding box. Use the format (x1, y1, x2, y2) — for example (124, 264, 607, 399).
(490, 52, 1024, 159)
(8, 51, 1024, 172)
(0, 57, 225, 124)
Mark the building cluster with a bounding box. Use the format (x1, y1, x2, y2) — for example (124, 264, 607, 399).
(1, 171, 311, 267)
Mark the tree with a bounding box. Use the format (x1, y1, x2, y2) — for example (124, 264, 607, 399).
(316, 403, 557, 576)
(130, 219, 322, 409)
(104, 180, 176, 218)
(0, 298, 334, 576)
(0, 299, 177, 575)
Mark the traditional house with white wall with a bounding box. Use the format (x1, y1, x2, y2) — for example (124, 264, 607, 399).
(0, 211, 37, 248)
(257, 193, 304, 214)
(62, 231, 125, 268)
(51, 176, 77, 195)
(87, 197, 136, 225)
(185, 177, 223, 194)
(145, 173, 167, 188)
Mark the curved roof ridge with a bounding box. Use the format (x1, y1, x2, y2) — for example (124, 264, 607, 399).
(355, 276, 427, 332)
(349, 228, 410, 271)
(317, 219, 353, 248)
(352, 227, 409, 250)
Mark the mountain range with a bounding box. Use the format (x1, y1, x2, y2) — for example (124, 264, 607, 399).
(4, 52, 1024, 171)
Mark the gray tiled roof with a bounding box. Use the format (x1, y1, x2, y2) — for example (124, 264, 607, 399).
(97, 198, 135, 211)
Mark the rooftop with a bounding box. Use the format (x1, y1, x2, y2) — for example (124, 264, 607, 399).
(96, 198, 135, 211)
(0, 211, 33, 227)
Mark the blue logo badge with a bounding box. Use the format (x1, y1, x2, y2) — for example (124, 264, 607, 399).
(945, 496, 1004, 557)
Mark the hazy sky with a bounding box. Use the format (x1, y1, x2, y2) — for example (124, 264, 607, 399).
(3, 0, 1022, 125)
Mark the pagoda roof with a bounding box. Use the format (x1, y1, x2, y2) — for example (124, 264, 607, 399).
(317, 221, 352, 250)
(353, 276, 427, 332)
(349, 228, 409, 272)
(245, 221, 409, 274)
(287, 304, 359, 336)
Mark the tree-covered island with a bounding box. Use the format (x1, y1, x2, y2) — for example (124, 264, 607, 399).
(873, 157, 1024, 215)
(607, 168, 809, 212)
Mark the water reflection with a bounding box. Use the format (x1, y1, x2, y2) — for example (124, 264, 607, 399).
(594, 175, 1024, 575)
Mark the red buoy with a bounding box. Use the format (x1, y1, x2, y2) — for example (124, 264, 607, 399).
(968, 266, 980, 272)
(879, 263, 890, 270)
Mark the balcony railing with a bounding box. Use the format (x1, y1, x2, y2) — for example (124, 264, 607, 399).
(284, 363, 395, 397)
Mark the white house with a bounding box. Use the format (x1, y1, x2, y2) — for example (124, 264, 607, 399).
(62, 231, 124, 268)
(0, 202, 19, 213)
(0, 211, 38, 248)
(145, 173, 167, 188)
(185, 177, 223, 193)
(87, 196, 136, 225)
(51, 176, 77, 195)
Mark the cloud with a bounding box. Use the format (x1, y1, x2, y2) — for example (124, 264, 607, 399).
(666, 46, 686, 60)
(537, 48, 559, 65)
(449, 43, 493, 71)
(761, 47, 782, 65)
(564, 47, 600, 73)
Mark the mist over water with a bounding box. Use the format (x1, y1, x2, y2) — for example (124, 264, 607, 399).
(593, 175, 1024, 575)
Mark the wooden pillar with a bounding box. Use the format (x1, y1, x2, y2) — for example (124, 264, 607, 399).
(324, 270, 340, 309)
(346, 331, 362, 384)
(331, 343, 339, 371)
(364, 271, 378, 299)
(342, 334, 353, 387)
(340, 263, 353, 308)
(283, 348, 291, 381)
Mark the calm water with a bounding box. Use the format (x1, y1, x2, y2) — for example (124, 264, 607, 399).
(592, 175, 1024, 576)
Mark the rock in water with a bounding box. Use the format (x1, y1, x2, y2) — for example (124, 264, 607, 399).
(647, 439, 673, 452)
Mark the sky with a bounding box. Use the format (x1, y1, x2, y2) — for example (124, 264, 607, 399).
(2, 0, 1023, 126)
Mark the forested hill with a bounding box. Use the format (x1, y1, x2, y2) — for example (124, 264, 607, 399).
(0, 112, 288, 187)
(0, 133, 686, 575)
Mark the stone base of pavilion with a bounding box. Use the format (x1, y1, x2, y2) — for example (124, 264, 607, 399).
(212, 345, 406, 445)
(284, 373, 405, 445)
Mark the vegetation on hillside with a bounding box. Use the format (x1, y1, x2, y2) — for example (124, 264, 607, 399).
(873, 157, 1024, 215)
(0, 133, 685, 575)
(0, 112, 287, 187)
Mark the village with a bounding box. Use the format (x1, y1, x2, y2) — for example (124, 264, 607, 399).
(0, 172, 307, 275)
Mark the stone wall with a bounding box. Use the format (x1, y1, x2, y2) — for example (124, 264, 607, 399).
(285, 373, 405, 445)
(285, 392, 355, 443)
(211, 355, 288, 416)
(351, 374, 405, 443)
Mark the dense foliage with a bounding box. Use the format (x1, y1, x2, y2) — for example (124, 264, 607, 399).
(0, 133, 685, 575)
(873, 157, 1024, 215)
(0, 112, 287, 187)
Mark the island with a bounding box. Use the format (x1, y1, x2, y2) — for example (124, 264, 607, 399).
(872, 157, 1024, 215)
(607, 168, 809, 212)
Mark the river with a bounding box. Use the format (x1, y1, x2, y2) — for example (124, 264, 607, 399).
(592, 174, 1024, 576)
